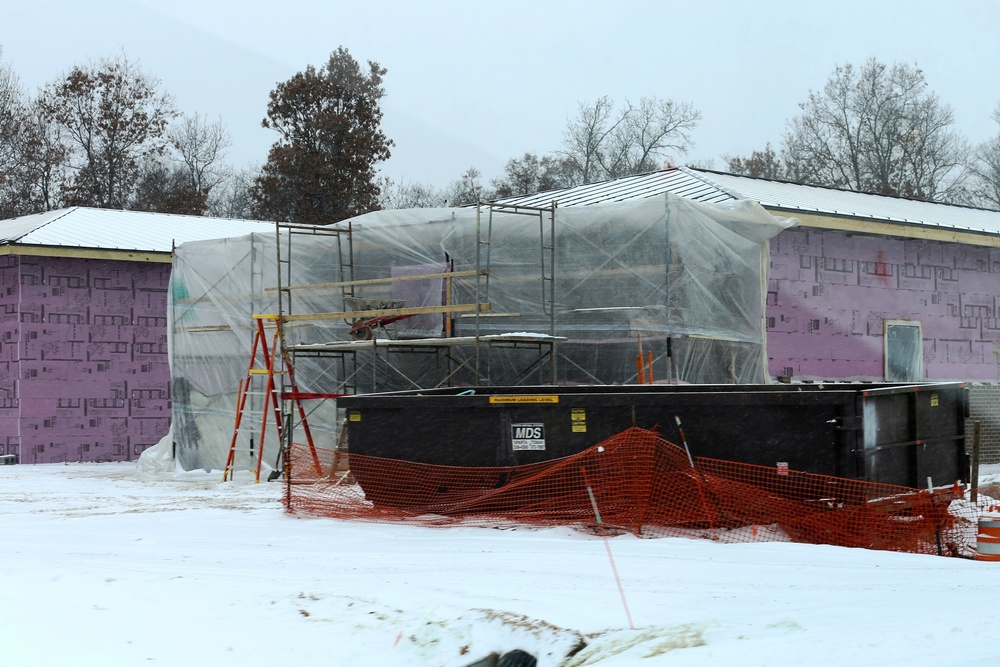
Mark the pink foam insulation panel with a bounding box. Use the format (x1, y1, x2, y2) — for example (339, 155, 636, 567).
(767, 226, 1000, 382)
(1, 255, 171, 464)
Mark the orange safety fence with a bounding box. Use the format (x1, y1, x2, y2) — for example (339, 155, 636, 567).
(284, 426, 996, 559)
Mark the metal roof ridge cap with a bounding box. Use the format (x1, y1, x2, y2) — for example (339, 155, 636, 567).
(7, 206, 82, 243)
(678, 167, 744, 201)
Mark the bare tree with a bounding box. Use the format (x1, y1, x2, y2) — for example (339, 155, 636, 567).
(169, 113, 232, 201)
(16, 103, 70, 213)
(560, 96, 618, 185)
(129, 112, 231, 216)
(0, 53, 68, 216)
(559, 95, 700, 185)
(782, 58, 968, 201)
(0, 50, 32, 216)
(441, 167, 491, 207)
(207, 164, 259, 219)
(969, 104, 1000, 209)
(490, 152, 572, 198)
(0, 49, 21, 175)
(37, 53, 178, 209)
(376, 176, 442, 209)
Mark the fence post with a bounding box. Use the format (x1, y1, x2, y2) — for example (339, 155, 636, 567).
(971, 420, 982, 504)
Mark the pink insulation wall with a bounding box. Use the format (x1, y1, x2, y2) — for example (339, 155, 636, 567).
(0, 254, 171, 464)
(767, 226, 1000, 382)
(0, 256, 19, 459)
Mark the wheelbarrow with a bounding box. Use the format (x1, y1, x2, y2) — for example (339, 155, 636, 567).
(345, 297, 415, 340)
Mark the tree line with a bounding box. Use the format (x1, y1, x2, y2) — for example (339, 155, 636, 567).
(2, 47, 1000, 225)
(381, 95, 701, 208)
(0, 47, 393, 224)
(431, 58, 1000, 210)
(724, 58, 1000, 208)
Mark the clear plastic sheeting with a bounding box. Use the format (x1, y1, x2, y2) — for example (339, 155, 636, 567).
(166, 194, 796, 471)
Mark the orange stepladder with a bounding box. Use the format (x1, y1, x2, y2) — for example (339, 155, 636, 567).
(222, 315, 323, 482)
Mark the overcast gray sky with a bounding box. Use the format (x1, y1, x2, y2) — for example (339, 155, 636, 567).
(5, 0, 1000, 189)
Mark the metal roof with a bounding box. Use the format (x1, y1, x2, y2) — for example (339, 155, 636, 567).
(695, 169, 1000, 236)
(11, 170, 1000, 253)
(491, 168, 736, 208)
(0, 207, 276, 253)
(492, 167, 1000, 238)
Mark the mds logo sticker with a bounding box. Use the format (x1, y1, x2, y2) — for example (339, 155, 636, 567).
(511, 423, 545, 451)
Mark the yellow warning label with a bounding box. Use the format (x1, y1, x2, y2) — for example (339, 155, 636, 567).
(572, 423, 587, 433)
(348, 410, 362, 422)
(571, 409, 586, 420)
(489, 395, 559, 404)
(930, 393, 939, 407)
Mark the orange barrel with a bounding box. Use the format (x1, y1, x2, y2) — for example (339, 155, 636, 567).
(977, 517, 1000, 562)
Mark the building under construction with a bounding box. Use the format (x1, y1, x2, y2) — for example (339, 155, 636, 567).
(167, 194, 793, 473)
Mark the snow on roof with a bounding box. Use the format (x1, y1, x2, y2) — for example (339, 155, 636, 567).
(696, 169, 1000, 236)
(12, 168, 1000, 253)
(0, 207, 276, 254)
(492, 167, 1000, 238)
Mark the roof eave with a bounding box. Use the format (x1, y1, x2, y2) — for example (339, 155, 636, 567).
(0, 243, 173, 263)
(771, 208, 1000, 248)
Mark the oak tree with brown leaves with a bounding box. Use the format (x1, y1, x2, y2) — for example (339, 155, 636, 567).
(38, 54, 178, 209)
(252, 47, 393, 224)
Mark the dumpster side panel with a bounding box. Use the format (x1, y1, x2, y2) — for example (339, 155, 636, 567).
(338, 383, 967, 493)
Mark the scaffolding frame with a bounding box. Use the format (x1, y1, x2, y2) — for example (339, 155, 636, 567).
(263, 204, 561, 479)
(271, 203, 561, 393)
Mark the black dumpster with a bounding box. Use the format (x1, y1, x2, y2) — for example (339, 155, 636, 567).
(338, 382, 968, 490)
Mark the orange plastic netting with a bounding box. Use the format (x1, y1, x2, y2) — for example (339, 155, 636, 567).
(284, 426, 992, 558)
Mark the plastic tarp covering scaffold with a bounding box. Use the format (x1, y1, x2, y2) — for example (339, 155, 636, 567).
(165, 195, 796, 471)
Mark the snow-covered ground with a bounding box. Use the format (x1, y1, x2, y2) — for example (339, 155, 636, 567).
(3, 461, 1000, 666)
